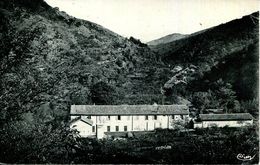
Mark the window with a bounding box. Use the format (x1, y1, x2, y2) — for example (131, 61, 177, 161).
(145, 115, 148, 120)
(87, 116, 91, 119)
(180, 115, 184, 119)
(124, 126, 127, 131)
(154, 115, 157, 120)
(117, 115, 121, 120)
(108, 115, 110, 120)
(172, 115, 175, 119)
(92, 126, 95, 132)
(116, 126, 119, 131)
(107, 126, 110, 132)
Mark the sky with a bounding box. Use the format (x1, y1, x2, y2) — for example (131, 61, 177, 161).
(44, 0, 259, 42)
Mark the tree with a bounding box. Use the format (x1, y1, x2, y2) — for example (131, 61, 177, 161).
(240, 98, 258, 116)
(171, 117, 189, 130)
(190, 91, 212, 114)
(212, 79, 240, 113)
(0, 113, 79, 163)
(90, 81, 119, 105)
(70, 87, 90, 105)
(190, 79, 241, 114)
(129, 36, 147, 47)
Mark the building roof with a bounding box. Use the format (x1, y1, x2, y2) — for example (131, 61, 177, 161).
(81, 118, 94, 125)
(199, 113, 254, 121)
(70, 104, 188, 115)
(70, 116, 93, 125)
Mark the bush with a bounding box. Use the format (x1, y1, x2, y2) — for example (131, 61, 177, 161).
(129, 36, 147, 47)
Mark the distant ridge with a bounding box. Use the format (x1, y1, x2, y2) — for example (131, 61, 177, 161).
(147, 33, 188, 46)
(150, 12, 259, 101)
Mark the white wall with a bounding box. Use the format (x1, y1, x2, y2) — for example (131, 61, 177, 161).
(70, 114, 188, 139)
(97, 115, 132, 132)
(194, 120, 253, 128)
(70, 120, 93, 137)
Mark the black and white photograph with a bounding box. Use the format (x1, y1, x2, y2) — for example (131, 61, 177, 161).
(0, 0, 259, 164)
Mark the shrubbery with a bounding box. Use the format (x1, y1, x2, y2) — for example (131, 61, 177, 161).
(129, 36, 147, 47)
(70, 126, 258, 164)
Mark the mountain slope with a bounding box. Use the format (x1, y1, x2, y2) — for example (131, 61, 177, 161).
(150, 12, 259, 101)
(0, 0, 167, 121)
(0, 0, 258, 123)
(147, 33, 187, 46)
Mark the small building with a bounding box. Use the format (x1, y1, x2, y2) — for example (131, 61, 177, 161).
(194, 113, 254, 128)
(69, 117, 95, 138)
(70, 104, 189, 139)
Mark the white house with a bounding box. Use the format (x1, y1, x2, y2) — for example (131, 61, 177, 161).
(69, 104, 189, 139)
(194, 113, 254, 128)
